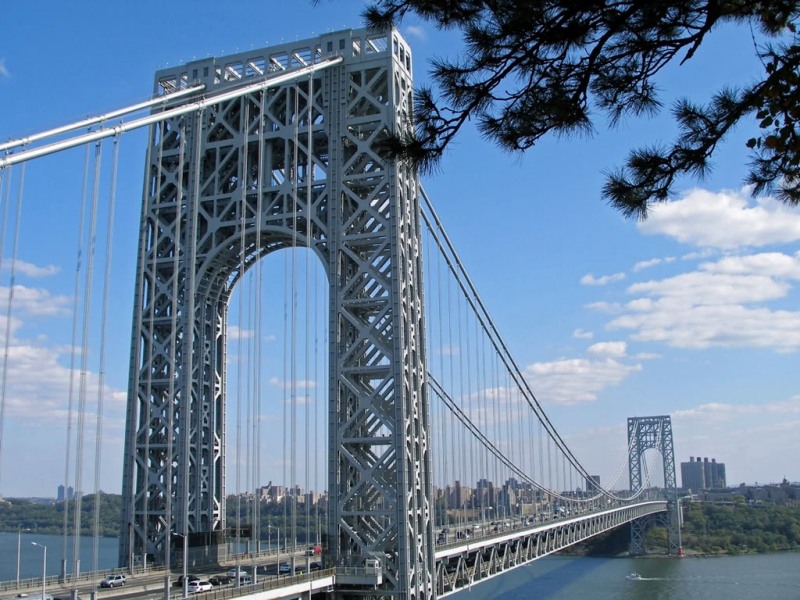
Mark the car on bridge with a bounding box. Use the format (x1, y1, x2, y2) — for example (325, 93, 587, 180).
(99, 574, 126, 588)
(226, 568, 249, 579)
(187, 580, 213, 594)
(175, 574, 201, 587)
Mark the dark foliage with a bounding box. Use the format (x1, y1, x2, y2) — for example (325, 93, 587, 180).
(356, 0, 799, 219)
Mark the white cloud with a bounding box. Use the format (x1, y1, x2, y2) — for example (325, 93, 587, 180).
(0, 285, 71, 317)
(632, 256, 675, 272)
(639, 188, 800, 249)
(613, 301, 800, 351)
(2, 259, 59, 278)
(701, 251, 800, 279)
(628, 271, 789, 306)
(673, 396, 800, 420)
(609, 251, 800, 351)
(572, 328, 593, 340)
(0, 58, 8, 78)
(404, 25, 427, 40)
(586, 301, 622, 313)
(681, 249, 715, 262)
(580, 272, 626, 286)
(268, 376, 317, 391)
(524, 355, 641, 404)
(227, 325, 254, 340)
(587, 341, 627, 358)
(2, 338, 126, 424)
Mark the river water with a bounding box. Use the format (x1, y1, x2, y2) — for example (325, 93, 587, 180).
(458, 552, 800, 599)
(0, 532, 118, 582)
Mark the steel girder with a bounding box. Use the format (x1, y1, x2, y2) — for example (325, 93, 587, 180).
(433, 502, 667, 597)
(119, 29, 435, 599)
(627, 416, 681, 555)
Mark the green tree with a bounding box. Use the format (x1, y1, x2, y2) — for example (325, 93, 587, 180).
(355, 0, 799, 218)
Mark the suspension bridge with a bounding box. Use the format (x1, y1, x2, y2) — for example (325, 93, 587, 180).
(0, 28, 681, 600)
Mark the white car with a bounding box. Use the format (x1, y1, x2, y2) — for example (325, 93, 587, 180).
(100, 574, 127, 588)
(226, 568, 249, 578)
(187, 580, 213, 593)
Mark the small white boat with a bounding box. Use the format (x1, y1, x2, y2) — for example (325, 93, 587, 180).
(626, 572, 642, 581)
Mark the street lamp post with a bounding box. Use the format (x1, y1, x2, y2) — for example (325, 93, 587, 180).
(172, 533, 188, 599)
(31, 542, 46, 600)
(16, 530, 21, 587)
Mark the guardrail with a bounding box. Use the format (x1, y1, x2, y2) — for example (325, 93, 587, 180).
(0, 566, 138, 595)
(165, 569, 336, 600)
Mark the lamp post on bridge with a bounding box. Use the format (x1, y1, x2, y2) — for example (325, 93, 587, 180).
(16, 527, 31, 586)
(31, 542, 46, 600)
(481, 505, 493, 524)
(171, 532, 188, 599)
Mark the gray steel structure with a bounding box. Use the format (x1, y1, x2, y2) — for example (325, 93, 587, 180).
(434, 501, 666, 597)
(119, 28, 435, 599)
(627, 416, 681, 555)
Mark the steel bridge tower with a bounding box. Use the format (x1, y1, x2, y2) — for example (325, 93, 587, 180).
(627, 415, 681, 555)
(119, 29, 435, 599)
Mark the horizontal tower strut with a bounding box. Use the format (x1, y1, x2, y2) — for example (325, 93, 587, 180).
(0, 55, 343, 168)
(0, 83, 206, 153)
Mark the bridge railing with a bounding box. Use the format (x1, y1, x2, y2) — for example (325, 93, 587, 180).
(166, 569, 336, 600)
(0, 566, 139, 595)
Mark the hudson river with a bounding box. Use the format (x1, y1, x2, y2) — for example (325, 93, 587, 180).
(0, 532, 118, 581)
(458, 552, 800, 599)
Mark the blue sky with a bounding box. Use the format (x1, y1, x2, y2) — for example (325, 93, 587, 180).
(0, 1, 798, 498)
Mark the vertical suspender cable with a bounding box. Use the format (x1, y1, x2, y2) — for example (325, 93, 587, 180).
(61, 144, 90, 573)
(289, 83, 300, 551)
(73, 141, 103, 576)
(0, 165, 11, 492)
(304, 72, 313, 547)
(281, 202, 289, 556)
(92, 136, 120, 573)
(456, 288, 466, 527)
(0, 163, 24, 494)
(446, 263, 456, 525)
(244, 139, 253, 556)
(235, 107, 246, 569)
(247, 95, 259, 562)
(255, 89, 266, 557)
(436, 231, 447, 527)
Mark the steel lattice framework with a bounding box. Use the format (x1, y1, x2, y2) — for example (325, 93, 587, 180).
(119, 29, 435, 599)
(627, 415, 681, 555)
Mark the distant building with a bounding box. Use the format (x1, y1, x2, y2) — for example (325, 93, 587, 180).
(586, 475, 601, 494)
(57, 485, 75, 501)
(681, 456, 726, 490)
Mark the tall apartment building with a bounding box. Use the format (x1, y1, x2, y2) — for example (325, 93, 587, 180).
(681, 456, 727, 490)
